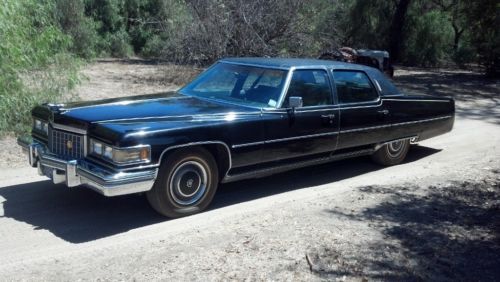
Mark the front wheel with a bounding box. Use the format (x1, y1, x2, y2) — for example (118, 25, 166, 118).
(371, 139, 410, 166)
(147, 147, 219, 218)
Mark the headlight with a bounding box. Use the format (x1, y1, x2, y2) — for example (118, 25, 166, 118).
(34, 119, 42, 130)
(33, 119, 49, 135)
(42, 122, 48, 134)
(90, 139, 150, 164)
(103, 145, 113, 159)
(90, 139, 103, 155)
(112, 147, 150, 164)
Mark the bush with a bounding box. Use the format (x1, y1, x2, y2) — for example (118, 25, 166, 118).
(402, 10, 452, 67)
(105, 29, 133, 57)
(141, 34, 167, 58)
(55, 0, 101, 59)
(452, 43, 476, 68)
(0, 0, 80, 135)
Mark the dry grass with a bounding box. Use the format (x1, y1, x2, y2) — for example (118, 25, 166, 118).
(160, 64, 203, 86)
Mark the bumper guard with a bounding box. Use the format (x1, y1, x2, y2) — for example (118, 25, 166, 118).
(17, 137, 157, 197)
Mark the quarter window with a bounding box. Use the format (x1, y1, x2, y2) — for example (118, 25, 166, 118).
(283, 70, 333, 107)
(332, 71, 379, 104)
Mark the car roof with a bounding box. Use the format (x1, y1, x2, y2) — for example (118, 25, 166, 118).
(219, 57, 373, 71)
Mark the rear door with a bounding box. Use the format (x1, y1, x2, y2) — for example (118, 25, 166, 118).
(333, 70, 391, 150)
(258, 69, 340, 163)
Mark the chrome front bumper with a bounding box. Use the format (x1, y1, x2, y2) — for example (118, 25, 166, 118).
(17, 137, 158, 197)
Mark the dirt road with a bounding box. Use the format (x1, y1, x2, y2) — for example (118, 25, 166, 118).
(0, 61, 499, 280)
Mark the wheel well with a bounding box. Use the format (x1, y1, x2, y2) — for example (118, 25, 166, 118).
(159, 143, 231, 179)
(203, 144, 231, 178)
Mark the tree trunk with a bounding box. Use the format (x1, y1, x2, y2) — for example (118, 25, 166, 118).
(452, 22, 464, 52)
(389, 0, 412, 63)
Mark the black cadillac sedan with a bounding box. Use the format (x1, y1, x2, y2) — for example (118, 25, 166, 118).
(18, 58, 455, 217)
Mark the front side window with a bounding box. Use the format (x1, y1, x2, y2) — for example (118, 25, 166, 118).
(282, 70, 333, 107)
(332, 71, 379, 104)
(180, 63, 287, 108)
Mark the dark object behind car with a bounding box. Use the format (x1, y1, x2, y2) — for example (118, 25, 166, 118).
(319, 47, 395, 78)
(19, 58, 454, 218)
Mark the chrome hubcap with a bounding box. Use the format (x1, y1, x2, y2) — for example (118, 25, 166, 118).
(387, 140, 404, 158)
(169, 161, 208, 206)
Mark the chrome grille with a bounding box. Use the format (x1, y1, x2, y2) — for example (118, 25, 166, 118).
(49, 128, 84, 160)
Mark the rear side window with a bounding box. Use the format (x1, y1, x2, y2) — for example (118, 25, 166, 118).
(283, 70, 333, 107)
(366, 69, 401, 96)
(332, 71, 379, 104)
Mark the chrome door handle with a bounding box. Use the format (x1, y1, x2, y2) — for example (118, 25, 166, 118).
(321, 114, 335, 125)
(321, 114, 335, 119)
(378, 109, 389, 115)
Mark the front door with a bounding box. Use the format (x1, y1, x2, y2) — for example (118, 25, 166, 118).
(259, 69, 340, 163)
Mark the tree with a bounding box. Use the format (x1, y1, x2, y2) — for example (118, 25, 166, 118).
(389, 0, 412, 62)
(462, 0, 499, 77)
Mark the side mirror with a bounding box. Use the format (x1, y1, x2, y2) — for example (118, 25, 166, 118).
(289, 96, 303, 108)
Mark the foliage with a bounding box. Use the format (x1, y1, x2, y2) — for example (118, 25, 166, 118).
(55, 0, 100, 58)
(342, 0, 394, 49)
(402, 10, 453, 66)
(461, 0, 499, 77)
(1, 0, 499, 136)
(44, 0, 500, 74)
(0, 0, 80, 135)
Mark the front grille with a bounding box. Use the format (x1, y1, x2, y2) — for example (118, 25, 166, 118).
(49, 128, 84, 160)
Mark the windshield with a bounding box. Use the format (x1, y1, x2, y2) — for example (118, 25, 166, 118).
(180, 63, 288, 108)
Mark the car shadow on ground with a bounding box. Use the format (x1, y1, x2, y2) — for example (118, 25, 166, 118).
(315, 177, 500, 281)
(0, 146, 440, 244)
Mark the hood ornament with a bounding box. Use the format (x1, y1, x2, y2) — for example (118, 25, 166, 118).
(46, 103, 67, 114)
(66, 140, 73, 150)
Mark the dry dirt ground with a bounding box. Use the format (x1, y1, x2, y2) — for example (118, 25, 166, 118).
(0, 60, 499, 281)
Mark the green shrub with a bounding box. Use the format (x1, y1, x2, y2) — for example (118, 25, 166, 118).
(96, 30, 133, 58)
(452, 43, 476, 68)
(141, 34, 167, 58)
(107, 29, 133, 57)
(0, 0, 80, 135)
(55, 0, 101, 59)
(402, 10, 452, 66)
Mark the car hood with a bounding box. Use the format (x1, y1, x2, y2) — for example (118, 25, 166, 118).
(43, 92, 258, 124)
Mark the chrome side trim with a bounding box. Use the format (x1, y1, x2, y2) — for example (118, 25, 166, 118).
(295, 108, 338, 113)
(232, 115, 452, 149)
(232, 141, 265, 148)
(268, 96, 451, 113)
(222, 148, 374, 183)
(340, 125, 387, 134)
(232, 131, 339, 149)
(262, 107, 340, 115)
(339, 115, 452, 134)
(96, 111, 262, 124)
(157, 141, 232, 178)
(383, 98, 451, 103)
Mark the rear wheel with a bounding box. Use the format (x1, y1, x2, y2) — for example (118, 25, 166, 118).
(371, 139, 410, 166)
(147, 147, 219, 218)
